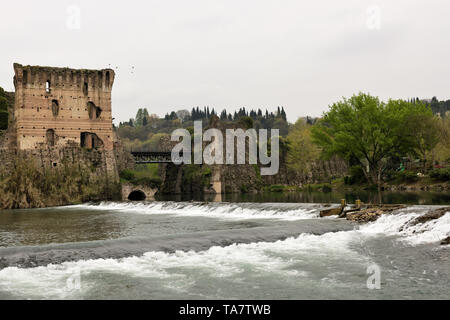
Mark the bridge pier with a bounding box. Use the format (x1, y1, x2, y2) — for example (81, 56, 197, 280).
(210, 166, 222, 194)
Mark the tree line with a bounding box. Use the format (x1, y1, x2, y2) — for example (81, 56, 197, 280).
(118, 106, 290, 151)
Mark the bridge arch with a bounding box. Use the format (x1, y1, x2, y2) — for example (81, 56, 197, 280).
(121, 183, 158, 201)
(128, 190, 146, 201)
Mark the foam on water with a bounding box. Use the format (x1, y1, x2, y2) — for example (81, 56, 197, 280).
(70, 201, 321, 221)
(0, 231, 368, 299)
(359, 206, 450, 245)
(71, 202, 449, 245)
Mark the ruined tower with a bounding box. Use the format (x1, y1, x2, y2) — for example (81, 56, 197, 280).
(13, 63, 115, 150)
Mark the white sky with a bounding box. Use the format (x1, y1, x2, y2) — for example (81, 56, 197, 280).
(1, 0, 449, 124)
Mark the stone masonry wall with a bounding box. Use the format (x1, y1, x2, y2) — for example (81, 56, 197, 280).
(13, 63, 115, 151)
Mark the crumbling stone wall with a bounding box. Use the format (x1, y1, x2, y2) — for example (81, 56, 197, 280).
(113, 129, 135, 173)
(262, 153, 348, 187)
(0, 141, 117, 178)
(12, 63, 115, 151)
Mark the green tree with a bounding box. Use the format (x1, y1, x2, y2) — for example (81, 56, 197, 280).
(311, 93, 435, 189)
(135, 108, 150, 126)
(273, 118, 289, 136)
(238, 116, 254, 129)
(432, 117, 450, 163)
(0, 97, 8, 111)
(286, 119, 320, 174)
(405, 113, 440, 169)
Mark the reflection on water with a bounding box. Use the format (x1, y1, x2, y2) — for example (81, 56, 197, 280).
(0, 209, 127, 247)
(156, 190, 450, 205)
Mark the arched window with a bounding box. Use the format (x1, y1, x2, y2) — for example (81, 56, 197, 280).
(45, 80, 51, 93)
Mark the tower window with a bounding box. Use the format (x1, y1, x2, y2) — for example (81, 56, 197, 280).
(87, 101, 102, 120)
(52, 100, 59, 117)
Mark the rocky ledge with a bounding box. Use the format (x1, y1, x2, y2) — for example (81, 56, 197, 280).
(345, 204, 407, 223)
(441, 237, 450, 245)
(320, 204, 450, 245)
(410, 206, 450, 225)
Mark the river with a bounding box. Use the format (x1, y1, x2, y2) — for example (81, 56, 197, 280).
(0, 192, 449, 299)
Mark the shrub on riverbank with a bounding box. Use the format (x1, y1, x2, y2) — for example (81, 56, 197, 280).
(302, 183, 332, 192)
(263, 184, 301, 193)
(429, 168, 450, 181)
(395, 170, 420, 183)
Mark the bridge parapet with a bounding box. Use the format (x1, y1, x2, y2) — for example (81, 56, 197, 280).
(131, 151, 184, 164)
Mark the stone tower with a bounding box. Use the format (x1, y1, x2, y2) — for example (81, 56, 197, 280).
(13, 63, 115, 151)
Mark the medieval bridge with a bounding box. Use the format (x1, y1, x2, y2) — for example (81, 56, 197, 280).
(128, 150, 222, 201)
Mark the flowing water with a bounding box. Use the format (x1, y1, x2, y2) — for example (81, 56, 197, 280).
(0, 198, 449, 300)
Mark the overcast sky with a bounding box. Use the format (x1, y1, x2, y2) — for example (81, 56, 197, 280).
(1, 0, 449, 124)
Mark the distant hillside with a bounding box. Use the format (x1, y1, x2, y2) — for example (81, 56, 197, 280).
(118, 106, 290, 151)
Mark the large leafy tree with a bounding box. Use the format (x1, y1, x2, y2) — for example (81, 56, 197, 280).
(311, 93, 436, 188)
